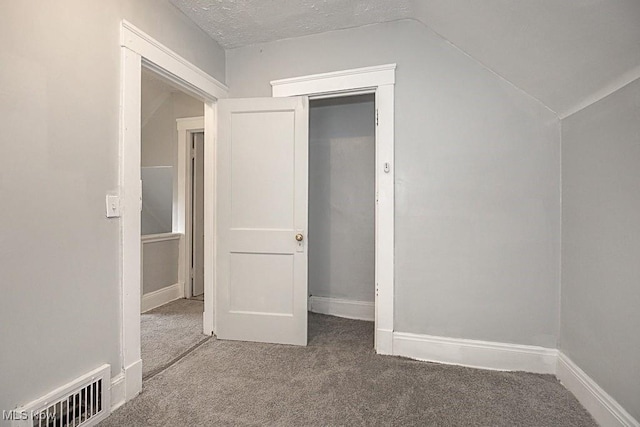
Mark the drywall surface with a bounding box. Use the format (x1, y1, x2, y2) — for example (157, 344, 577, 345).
(0, 0, 224, 418)
(413, 0, 640, 118)
(140, 72, 202, 235)
(560, 78, 640, 421)
(227, 19, 561, 348)
(171, 0, 640, 118)
(142, 239, 180, 294)
(141, 72, 203, 168)
(309, 96, 375, 303)
(141, 167, 174, 235)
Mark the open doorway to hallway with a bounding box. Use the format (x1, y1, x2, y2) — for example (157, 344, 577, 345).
(139, 68, 208, 380)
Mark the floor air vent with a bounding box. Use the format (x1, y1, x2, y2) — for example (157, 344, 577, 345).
(12, 365, 110, 427)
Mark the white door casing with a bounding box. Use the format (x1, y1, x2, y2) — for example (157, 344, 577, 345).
(120, 20, 227, 405)
(176, 117, 204, 300)
(215, 97, 309, 346)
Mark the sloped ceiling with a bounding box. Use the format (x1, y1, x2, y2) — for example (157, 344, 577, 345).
(412, 0, 640, 117)
(170, 0, 640, 116)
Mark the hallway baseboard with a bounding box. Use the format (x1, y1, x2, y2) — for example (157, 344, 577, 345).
(141, 283, 184, 313)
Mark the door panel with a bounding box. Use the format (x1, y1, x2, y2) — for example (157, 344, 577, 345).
(229, 253, 294, 314)
(230, 111, 295, 229)
(216, 97, 308, 346)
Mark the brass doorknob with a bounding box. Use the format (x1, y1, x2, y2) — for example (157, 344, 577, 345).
(295, 233, 304, 242)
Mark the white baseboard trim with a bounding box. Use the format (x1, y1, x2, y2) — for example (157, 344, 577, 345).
(141, 282, 184, 313)
(110, 358, 142, 413)
(110, 373, 126, 412)
(556, 352, 639, 427)
(308, 296, 374, 321)
(393, 332, 558, 374)
(376, 328, 393, 355)
(124, 359, 142, 403)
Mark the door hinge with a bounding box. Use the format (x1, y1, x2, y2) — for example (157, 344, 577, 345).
(191, 147, 196, 159)
(376, 109, 379, 126)
(190, 268, 195, 278)
(376, 283, 379, 297)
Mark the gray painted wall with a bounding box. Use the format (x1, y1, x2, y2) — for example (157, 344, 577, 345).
(560, 78, 640, 421)
(141, 167, 174, 236)
(142, 239, 180, 295)
(141, 74, 203, 168)
(226, 19, 561, 347)
(0, 0, 225, 416)
(141, 72, 202, 235)
(140, 75, 202, 294)
(309, 95, 375, 302)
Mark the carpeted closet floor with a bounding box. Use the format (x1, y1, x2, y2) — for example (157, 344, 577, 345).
(102, 312, 595, 426)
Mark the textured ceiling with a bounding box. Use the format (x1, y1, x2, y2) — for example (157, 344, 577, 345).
(169, 0, 412, 49)
(170, 0, 640, 116)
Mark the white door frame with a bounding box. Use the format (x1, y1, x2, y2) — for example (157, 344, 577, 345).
(176, 117, 204, 299)
(271, 64, 396, 355)
(119, 20, 227, 404)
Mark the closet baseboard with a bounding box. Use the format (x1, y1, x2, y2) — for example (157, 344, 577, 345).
(309, 296, 374, 321)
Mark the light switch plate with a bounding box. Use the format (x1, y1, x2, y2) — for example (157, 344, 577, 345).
(105, 194, 121, 218)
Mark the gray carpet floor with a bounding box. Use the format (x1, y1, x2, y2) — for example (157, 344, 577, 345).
(141, 298, 206, 379)
(104, 313, 596, 426)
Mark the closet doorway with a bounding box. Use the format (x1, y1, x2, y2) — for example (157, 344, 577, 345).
(307, 94, 376, 346)
(271, 64, 396, 354)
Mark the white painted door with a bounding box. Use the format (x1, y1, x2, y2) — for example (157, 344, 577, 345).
(192, 132, 205, 297)
(216, 97, 309, 346)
